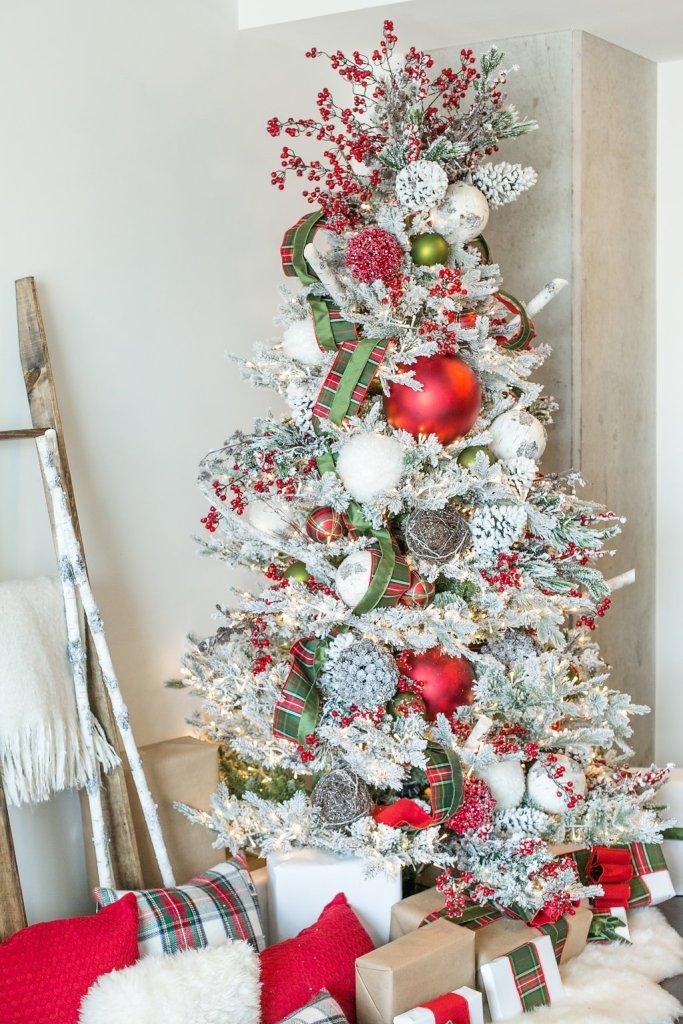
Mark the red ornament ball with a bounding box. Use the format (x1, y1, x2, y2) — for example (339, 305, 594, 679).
(345, 227, 404, 284)
(401, 647, 475, 721)
(306, 507, 344, 543)
(384, 355, 481, 445)
(400, 572, 435, 608)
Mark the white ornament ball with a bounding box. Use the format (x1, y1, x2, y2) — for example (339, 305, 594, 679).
(246, 498, 293, 536)
(526, 756, 587, 815)
(488, 408, 547, 462)
(335, 550, 373, 608)
(429, 182, 490, 246)
(336, 432, 404, 503)
(282, 319, 326, 367)
(477, 760, 526, 811)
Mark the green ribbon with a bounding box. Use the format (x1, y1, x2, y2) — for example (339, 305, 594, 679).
(296, 638, 331, 745)
(352, 530, 397, 616)
(588, 914, 630, 944)
(327, 337, 382, 425)
(281, 209, 338, 353)
(663, 827, 683, 840)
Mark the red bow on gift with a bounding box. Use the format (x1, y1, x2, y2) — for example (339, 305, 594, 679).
(587, 846, 634, 910)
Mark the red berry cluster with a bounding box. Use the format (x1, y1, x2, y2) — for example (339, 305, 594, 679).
(264, 563, 290, 590)
(297, 733, 320, 764)
(200, 505, 220, 532)
(436, 867, 475, 917)
(303, 573, 338, 599)
(491, 722, 527, 756)
(345, 227, 404, 284)
(543, 754, 584, 810)
(481, 553, 522, 591)
(576, 596, 610, 631)
(331, 705, 386, 727)
(445, 777, 496, 837)
(250, 616, 272, 676)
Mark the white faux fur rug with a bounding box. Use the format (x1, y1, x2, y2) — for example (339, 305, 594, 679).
(502, 907, 683, 1024)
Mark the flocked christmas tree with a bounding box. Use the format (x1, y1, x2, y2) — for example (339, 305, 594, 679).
(178, 23, 671, 923)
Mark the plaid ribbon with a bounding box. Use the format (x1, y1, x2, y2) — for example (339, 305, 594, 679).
(272, 636, 330, 745)
(505, 941, 552, 1012)
(588, 912, 631, 944)
(495, 291, 536, 350)
(538, 916, 568, 964)
(313, 337, 388, 425)
(630, 842, 667, 876)
(424, 742, 464, 824)
(421, 902, 502, 931)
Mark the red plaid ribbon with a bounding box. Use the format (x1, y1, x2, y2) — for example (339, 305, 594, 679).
(421, 902, 502, 931)
(313, 338, 388, 425)
(505, 941, 551, 1012)
(374, 743, 463, 828)
(419, 992, 473, 1024)
(273, 636, 329, 746)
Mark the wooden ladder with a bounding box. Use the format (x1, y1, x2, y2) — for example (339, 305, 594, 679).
(0, 278, 143, 940)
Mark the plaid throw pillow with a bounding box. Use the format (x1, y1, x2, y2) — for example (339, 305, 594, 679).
(95, 859, 265, 958)
(276, 990, 349, 1024)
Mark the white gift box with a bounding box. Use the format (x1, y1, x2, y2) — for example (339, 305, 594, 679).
(635, 867, 676, 906)
(267, 848, 402, 946)
(393, 986, 483, 1024)
(592, 906, 631, 943)
(478, 934, 564, 1023)
(659, 768, 683, 895)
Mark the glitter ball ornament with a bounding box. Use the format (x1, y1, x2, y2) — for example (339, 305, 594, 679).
(527, 756, 587, 814)
(246, 497, 294, 536)
(384, 355, 481, 444)
(306, 507, 344, 543)
(476, 760, 526, 811)
(282, 318, 326, 367)
(395, 159, 449, 212)
(405, 507, 471, 564)
(401, 648, 475, 721)
(410, 231, 450, 267)
(345, 227, 404, 284)
(400, 573, 435, 608)
(336, 432, 404, 503)
(488, 408, 547, 462)
(321, 638, 399, 710)
(457, 445, 495, 469)
(311, 768, 373, 828)
(429, 182, 490, 246)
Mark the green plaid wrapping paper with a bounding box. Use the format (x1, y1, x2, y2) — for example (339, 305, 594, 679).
(313, 338, 388, 425)
(504, 940, 552, 1012)
(276, 990, 349, 1024)
(95, 858, 265, 958)
(273, 636, 328, 745)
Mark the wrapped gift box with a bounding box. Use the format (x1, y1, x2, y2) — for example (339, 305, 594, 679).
(627, 843, 675, 907)
(588, 907, 631, 944)
(478, 934, 564, 1022)
(251, 865, 270, 945)
(267, 849, 402, 946)
(659, 769, 683, 895)
(393, 986, 483, 1024)
(390, 887, 591, 967)
(356, 919, 475, 1024)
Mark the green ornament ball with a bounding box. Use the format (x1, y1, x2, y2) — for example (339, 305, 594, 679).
(410, 232, 450, 267)
(285, 560, 309, 582)
(457, 445, 495, 469)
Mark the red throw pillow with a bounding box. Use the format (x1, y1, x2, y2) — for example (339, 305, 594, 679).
(260, 892, 374, 1024)
(0, 892, 139, 1024)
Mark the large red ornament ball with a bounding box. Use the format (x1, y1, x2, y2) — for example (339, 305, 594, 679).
(401, 647, 475, 721)
(384, 355, 481, 444)
(306, 507, 344, 543)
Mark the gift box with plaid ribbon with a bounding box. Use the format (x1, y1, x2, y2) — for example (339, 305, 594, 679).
(627, 842, 675, 907)
(393, 986, 484, 1024)
(571, 843, 675, 909)
(478, 934, 565, 1021)
(659, 768, 683, 894)
(587, 907, 631, 944)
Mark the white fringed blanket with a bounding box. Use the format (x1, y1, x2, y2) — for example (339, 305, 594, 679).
(0, 576, 119, 805)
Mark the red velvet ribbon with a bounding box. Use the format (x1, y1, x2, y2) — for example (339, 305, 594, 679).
(587, 846, 634, 910)
(372, 798, 432, 829)
(419, 992, 472, 1024)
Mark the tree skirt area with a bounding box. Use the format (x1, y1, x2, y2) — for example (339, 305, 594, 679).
(501, 908, 683, 1023)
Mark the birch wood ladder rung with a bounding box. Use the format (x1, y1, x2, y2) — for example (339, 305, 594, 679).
(0, 278, 144, 941)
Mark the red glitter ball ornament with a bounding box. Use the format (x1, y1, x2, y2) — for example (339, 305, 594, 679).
(401, 647, 475, 721)
(384, 354, 481, 444)
(345, 227, 404, 284)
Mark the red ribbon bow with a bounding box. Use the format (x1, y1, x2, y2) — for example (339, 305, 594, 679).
(587, 846, 634, 910)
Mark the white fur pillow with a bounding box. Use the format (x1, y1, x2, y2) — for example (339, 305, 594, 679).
(79, 940, 260, 1024)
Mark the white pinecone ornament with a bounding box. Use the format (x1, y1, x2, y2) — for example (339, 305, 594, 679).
(472, 161, 538, 209)
(471, 504, 527, 557)
(320, 636, 398, 710)
(395, 159, 449, 212)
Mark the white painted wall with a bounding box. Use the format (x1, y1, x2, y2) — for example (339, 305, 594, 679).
(655, 61, 683, 767)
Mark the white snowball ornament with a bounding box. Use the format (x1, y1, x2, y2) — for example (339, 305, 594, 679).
(282, 319, 326, 367)
(335, 550, 373, 608)
(246, 498, 294, 536)
(429, 182, 490, 246)
(526, 756, 587, 815)
(336, 432, 404, 503)
(477, 760, 526, 811)
(488, 408, 547, 462)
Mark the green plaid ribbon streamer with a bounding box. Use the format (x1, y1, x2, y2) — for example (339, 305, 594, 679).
(421, 902, 502, 930)
(280, 209, 358, 354)
(588, 913, 631, 944)
(273, 636, 330, 745)
(538, 917, 568, 964)
(629, 842, 667, 876)
(505, 942, 552, 1012)
(425, 742, 464, 824)
(313, 338, 388, 425)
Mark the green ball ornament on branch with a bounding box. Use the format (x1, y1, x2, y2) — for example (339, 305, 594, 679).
(410, 232, 450, 267)
(457, 445, 495, 469)
(285, 560, 309, 582)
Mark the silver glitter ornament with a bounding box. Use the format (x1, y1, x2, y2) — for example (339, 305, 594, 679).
(320, 638, 399, 710)
(311, 768, 373, 828)
(405, 507, 472, 564)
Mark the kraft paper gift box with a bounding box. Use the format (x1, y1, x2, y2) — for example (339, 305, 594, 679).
(355, 919, 476, 1024)
(588, 906, 631, 944)
(478, 934, 565, 1022)
(390, 886, 592, 966)
(393, 986, 483, 1024)
(659, 768, 683, 894)
(267, 848, 402, 946)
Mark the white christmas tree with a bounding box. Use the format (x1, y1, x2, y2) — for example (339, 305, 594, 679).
(177, 23, 671, 923)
